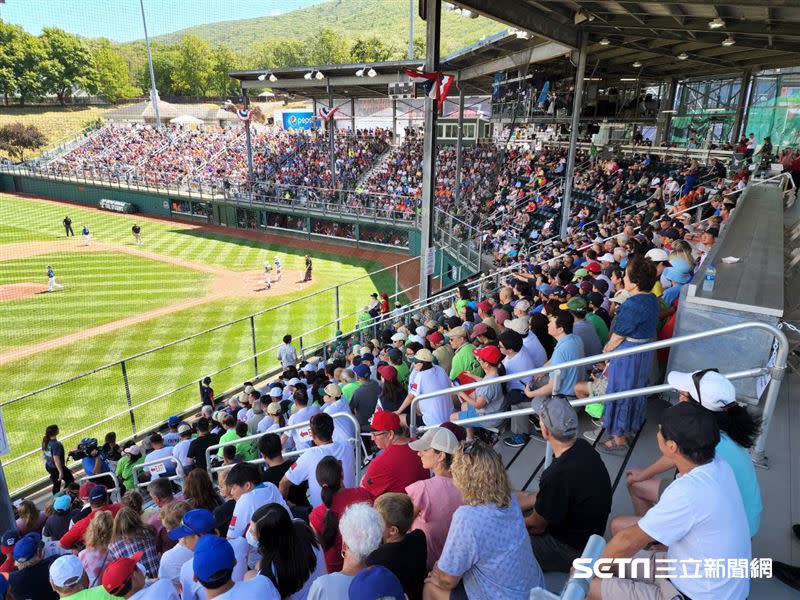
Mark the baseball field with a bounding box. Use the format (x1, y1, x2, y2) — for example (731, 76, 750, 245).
(0, 192, 407, 493)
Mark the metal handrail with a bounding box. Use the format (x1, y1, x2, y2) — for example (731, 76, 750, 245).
(204, 412, 362, 484)
(132, 455, 183, 489)
(78, 471, 122, 504)
(409, 321, 788, 466)
(530, 534, 607, 600)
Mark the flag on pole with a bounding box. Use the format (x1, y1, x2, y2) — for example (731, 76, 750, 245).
(402, 67, 455, 112)
(319, 106, 340, 123)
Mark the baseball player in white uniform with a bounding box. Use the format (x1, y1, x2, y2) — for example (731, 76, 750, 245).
(264, 260, 273, 290)
(82, 225, 91, 246)
(273, 256, 282, 282)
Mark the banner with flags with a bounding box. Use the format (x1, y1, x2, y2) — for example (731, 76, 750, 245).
(236, 108, 252, 122)
(318, 106, 340, 123)
(402, 68, 455, 112)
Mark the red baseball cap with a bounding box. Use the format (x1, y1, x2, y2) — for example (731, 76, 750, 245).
(102, 552, 143, 595)
(473, 345, 502, 365)
(377, 365, 397, 382)
(470, 322, 490, 340)
(585, 262, 601, 274)
(370, 410, 400, 432)
(476, 301, 492, 313)
(426, 331, 444, 346)
(78, 482, 95, 501)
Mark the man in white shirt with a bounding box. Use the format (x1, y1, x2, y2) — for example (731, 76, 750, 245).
(225, 463, 289, 539)
(320, 383, 356, 443)
(282, 391, 321, 451)
(192, 535, 279, 599)
(145, 433, 177, 477)
(394, 349, 454, 427)
(171, 424, 193, 470)
(499, 329, 536, 407)
(277, 335, 298, 368)
(587, 402, 751, 600)
(280, 413, 356, 507)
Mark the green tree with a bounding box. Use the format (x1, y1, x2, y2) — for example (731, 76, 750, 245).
(92, 39, 140, 103)
(13, 32, 47, 106)
(172, 35, 214, 97)
(249, 38, 308, 69)
(306, 28, 350, 65)
(210, 44, 240, 97)
(0, 20, 24, 105)
(0, 123, 46, 162)
(350, 36, 394, 63)
(139, 44, 179, 97)
(40, 28, 100, 105)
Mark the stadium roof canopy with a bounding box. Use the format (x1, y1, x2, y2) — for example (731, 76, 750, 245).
(451, 1, 800, 78)
(230, 30, 572, 99)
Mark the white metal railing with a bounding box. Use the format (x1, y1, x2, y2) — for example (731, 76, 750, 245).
(78, 471, 122, 504)
(204, 412, 362, 483)
(132, 455, 184, 489)
(529, 534, 606, 600)
(409, 321, 788, 467)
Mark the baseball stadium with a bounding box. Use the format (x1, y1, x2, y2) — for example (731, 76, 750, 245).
(0, 1, 799, 598)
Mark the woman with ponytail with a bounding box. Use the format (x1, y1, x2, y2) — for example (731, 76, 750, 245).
(245, 502, 325, 599)
(308, 456, 372, 572)
(42, 424, 73, 494)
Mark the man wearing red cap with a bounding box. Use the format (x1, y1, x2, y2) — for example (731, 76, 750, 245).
(101, 552, 178, 599)
(476, 301, 499, 335)
(361, 410, 429, 498)
(453, 345, 506, 440)
(426, 331, 453, 375)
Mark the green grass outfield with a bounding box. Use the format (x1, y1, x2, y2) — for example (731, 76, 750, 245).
(0, 193, 401, 492)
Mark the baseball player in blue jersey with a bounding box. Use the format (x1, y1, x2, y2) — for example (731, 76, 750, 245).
(47, 265, 64, 292)
(274, 256, 282, 282)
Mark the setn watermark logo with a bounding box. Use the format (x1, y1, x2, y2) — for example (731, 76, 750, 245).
(573, 557, 773, 579)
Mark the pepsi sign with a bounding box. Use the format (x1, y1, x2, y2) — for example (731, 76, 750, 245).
(282, 111, 315, 130)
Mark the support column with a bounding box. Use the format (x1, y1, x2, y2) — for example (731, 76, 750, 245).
(350, 97, 356, 133)
(654, 78, 678, 147)
(733, 70, 752, 143)
(419, 0, 441, 301)
(392, 98, 398, 138)
(241, 87, 255, 184)
(455, 81, 465, 203)
(560, 30, 587, 239)
(327, 83, 337, 191)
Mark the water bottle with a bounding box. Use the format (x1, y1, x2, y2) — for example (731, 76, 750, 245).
(702, 262, 716, 293)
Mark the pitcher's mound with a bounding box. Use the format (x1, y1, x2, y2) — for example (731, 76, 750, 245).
(0, 283, 50, 302)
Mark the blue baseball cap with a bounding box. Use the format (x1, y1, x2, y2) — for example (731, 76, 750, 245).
(361, 353, 375, 363)
(1, 529, 18, 552)
(13, 532, 41, 561)
(167, 416, 180, 426)
(193, 535, 235, 583)
(53, 494, 72, 512)
(88, 485, 108, 503)
(348, 565, 404, 600)
(168, 508, 215, 540)
(353, 364, 370, 379)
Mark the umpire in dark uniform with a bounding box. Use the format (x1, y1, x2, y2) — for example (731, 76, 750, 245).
(63, 216, 74, 237)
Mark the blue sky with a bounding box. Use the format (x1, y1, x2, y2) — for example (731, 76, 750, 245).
(0, 0, 322, 41)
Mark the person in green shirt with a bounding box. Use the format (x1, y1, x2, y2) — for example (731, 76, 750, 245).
(386, 347, 410, 387)
(217, 414, 239, 456)
(448, 326, 483, 379)
(48, 554, 117, 599)
(115, 445, 144, 495)
(340, 368, 361, 403)
(585, 310, 610, 346)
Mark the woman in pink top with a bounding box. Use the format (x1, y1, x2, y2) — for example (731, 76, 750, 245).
(406, 427, 464, 570)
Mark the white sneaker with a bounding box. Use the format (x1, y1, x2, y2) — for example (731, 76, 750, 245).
(583, 428, 602, 443)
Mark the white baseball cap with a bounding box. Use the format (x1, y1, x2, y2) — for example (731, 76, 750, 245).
(599, 253, 615, 263)
(667, 370, 736, 411)
(49, 554, 84, 588)
(391, 332, 407, 342)
(269, 387, 283, 398)
(505, 317, 529, 335)
(645, 248, 669, 263)
(408, 427, 459, 454)
(287, 377, 301, 386)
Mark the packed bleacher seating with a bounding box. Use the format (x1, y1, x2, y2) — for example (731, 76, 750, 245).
(45, 123, 392, 197)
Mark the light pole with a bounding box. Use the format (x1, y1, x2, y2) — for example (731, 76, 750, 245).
(139, 0, 161, 129)
(408, 0, 414, 60)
